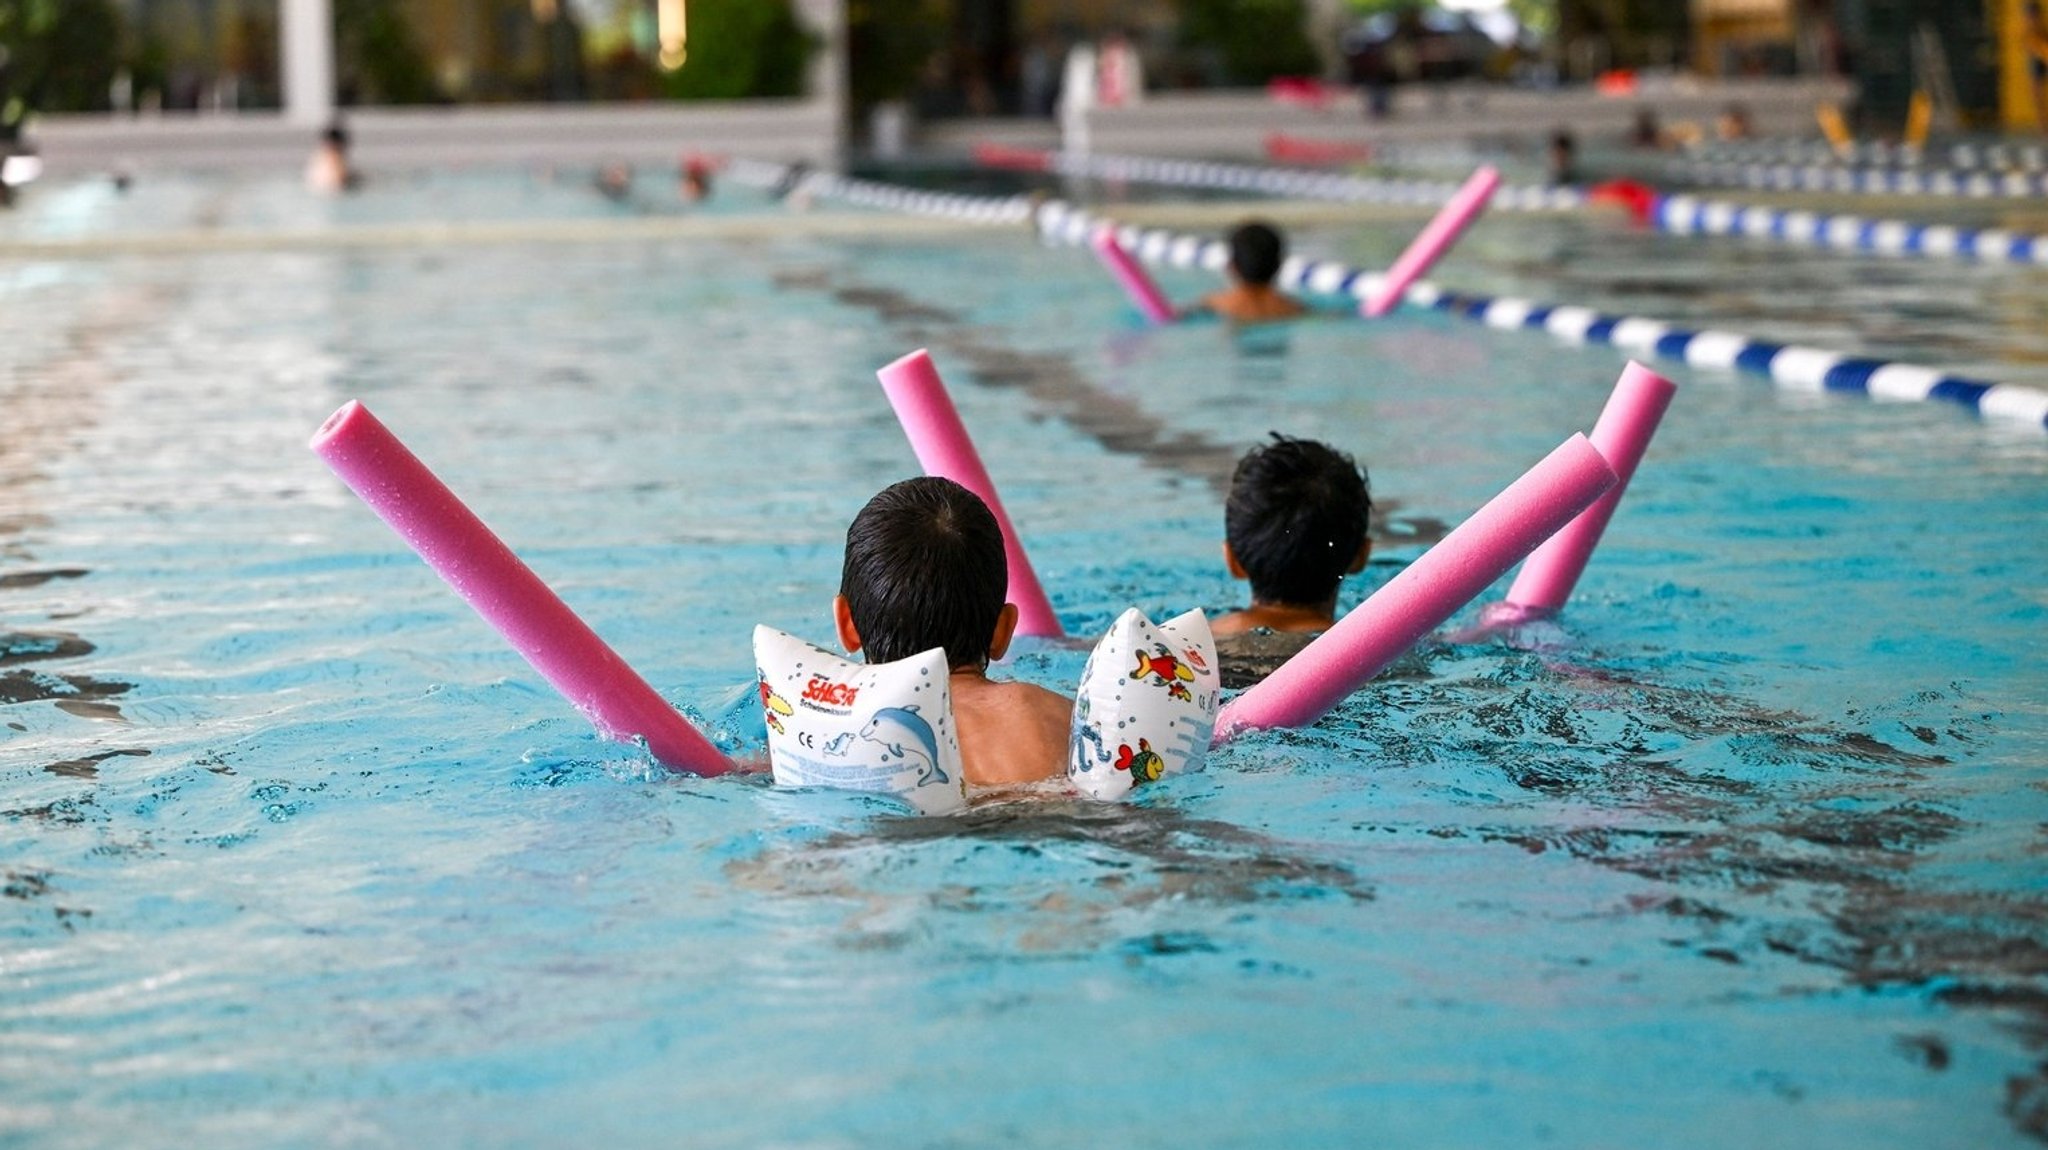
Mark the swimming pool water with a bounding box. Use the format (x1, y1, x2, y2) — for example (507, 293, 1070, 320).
(3, 173, 2046, 1148)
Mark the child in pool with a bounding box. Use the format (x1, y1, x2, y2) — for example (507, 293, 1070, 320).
(832, 477, 1071, 787)
(1190, 220, 1309, 324)
(1212, 435, 1373, 686)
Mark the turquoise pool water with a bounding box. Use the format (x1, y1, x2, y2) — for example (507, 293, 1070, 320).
(3, 172, 2046, 1147)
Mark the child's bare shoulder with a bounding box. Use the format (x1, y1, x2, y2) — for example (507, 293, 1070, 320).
(995, 679, 1074, 725)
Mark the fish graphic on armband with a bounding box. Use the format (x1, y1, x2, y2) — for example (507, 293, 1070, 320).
(759, 679, 794, 734)
(1131, 647, 1197, 702)
(859, 705, 949, 788)
(1115, 739, 1166, 785)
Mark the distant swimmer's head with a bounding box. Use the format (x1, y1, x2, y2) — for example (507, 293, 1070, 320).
(836, 476, 1014, 671)
(1227, 221, 1287, 288)
(1225, 434, 1372, 609)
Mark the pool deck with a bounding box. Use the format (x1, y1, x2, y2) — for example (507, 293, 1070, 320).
(21, 77, 1855, 179)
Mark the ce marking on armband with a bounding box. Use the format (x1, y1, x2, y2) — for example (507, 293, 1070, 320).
(798, 732, 817, 750)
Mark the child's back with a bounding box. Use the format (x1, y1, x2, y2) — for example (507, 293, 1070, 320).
(833, 477, 1068, 787)
(950, 674, 1072, 786)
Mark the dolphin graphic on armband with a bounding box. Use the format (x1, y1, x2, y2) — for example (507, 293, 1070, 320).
(859, 705, 948, 787)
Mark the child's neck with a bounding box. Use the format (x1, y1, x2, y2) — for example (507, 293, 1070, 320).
(1236, 596, 1337, 633)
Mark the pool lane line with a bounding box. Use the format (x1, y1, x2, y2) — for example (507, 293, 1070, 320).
(1672, 157, 2048, 200)
(720, 161, 2048, 434)
(1686, 139, 2048, 173)
(963, 146, 1586, 213)
(1035, 200, 2048, 434)
(1653, 193, 2048, 264)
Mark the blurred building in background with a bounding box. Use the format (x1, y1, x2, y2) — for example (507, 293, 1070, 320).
(3, 0, 2044, 135)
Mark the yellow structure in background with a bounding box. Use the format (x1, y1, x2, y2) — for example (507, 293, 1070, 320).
(1998, 0, 2048, 129)
(658, 0, 687, 70)
(1904, 89, 1932, 145)
(1817, 102, 1854, 158)
(1691, 0, 1796, 76)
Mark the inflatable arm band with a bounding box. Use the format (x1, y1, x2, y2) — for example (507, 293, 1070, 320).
(876, 349, 1065, 638)
(1503, 361, 1677, 614)
(1213, 433, 1618, 739)
(1361, 165, 1502, 318)
(309, 400, 734, 777)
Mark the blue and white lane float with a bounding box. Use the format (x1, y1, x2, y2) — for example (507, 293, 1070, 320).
(1029, 198, 2048, 433)
(976, 146, 1585, 213)
(1673, 158, 2048, 200)
(720, 160, 2048, 434)
(1685, 139, 2048, 173)
(1654, 193, 2048, 264)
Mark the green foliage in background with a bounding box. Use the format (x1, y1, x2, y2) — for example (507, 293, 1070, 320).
(335, 0, 442, 105)
(1179, 0, 1322, 84)
(0, 0, 123, 132)
(660, 0, 817, 100)
(847, 0, 943, 110)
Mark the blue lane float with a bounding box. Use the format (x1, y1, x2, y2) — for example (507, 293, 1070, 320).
(721, 160, 2048, 435)
(1673, 158, 2048, 200)
(1654, 193, 2048, 264)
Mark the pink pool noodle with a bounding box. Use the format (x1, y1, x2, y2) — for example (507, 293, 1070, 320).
(308, 400, 734, 776)
(1214, 434, 1618, 739)
(1091, 227, 1177, 325)
(875, 349, 1065, 638)
(1502, 361, 1677, 614)
(1360, 165, 1502, 318)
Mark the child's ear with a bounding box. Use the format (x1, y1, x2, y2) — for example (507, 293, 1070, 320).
(986, 603, 1020, 663)
(1223, 542, 1249, 580)
(1347, 541, 1371, 575)
(832, 595, 863, 654)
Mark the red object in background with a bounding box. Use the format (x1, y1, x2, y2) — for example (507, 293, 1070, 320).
(1264, 133, 1374, 166)
(1267, 76, 1339, 111)
(1588, 179, 1658, 224)
(972, 142, 1053, 172)
(1595, 69, 1639, 96)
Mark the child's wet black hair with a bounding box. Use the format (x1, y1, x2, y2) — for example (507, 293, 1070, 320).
(1228, 221, 1287, 287)
(1226, 434, 1372, 608)
(840, 476, 1009, 669)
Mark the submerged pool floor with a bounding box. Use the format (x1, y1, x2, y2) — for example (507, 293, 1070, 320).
(2, 173, 2046, 1148)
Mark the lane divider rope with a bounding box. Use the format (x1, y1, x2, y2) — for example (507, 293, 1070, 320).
(725, 159, 2048, 434)
(1653, 192, 2048, 264)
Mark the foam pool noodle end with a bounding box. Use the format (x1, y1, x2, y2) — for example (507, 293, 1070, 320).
(1495, 360, 1677, 620)
(1213, 433, 1618, 740)
(308, 400, 734, 776)
(875, 349, 1066, 639)
(1362, 165, 1502, 318)
(1090, 227, 1178, 325)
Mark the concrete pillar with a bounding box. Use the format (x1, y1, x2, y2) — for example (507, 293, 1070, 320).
(1305, 0, 1351, 80)
(281, 0, 336, 128)
(793, 0, 847, 159)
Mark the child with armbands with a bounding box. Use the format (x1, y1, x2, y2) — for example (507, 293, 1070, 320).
(756, 477, 1071, 800)
(1212, 434, 1373, 687)
(834, 477, 1073, 785)
(755, 476, 1219, 811)
(1189, 220, 1309, 324)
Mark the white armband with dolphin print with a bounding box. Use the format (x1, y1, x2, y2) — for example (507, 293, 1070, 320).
(753, 625, 968, 816)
